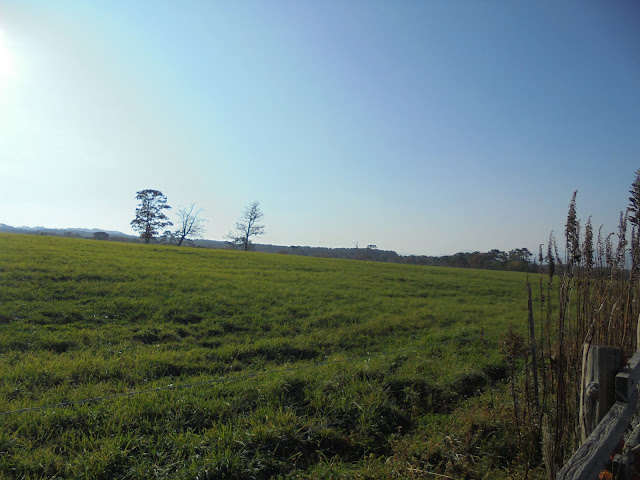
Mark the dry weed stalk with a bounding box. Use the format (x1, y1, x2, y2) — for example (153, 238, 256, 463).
(515, 169, 640, 478)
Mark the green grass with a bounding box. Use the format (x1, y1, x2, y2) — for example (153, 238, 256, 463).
(0, 234, 539, 479)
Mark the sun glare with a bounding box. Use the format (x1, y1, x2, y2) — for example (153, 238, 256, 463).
(0, 28, 15, 80)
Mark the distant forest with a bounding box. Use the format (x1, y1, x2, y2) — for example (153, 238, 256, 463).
(0, 224, 536, 272)
(242, 243, 535, 272)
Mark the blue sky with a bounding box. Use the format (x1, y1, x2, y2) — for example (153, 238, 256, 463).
(1, 1, 638, 255)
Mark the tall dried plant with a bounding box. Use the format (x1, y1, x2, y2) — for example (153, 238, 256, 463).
(523, 169, 640, 478)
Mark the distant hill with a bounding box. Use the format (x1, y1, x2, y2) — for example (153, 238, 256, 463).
(0, 224, 135, 239)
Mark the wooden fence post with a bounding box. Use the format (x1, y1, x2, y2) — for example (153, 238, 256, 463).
(579, 344, 623, 443)
(558, 340, 640, 479)
(612, 422, 640, 480)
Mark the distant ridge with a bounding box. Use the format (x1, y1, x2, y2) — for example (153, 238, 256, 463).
(0, 223, 134, 238)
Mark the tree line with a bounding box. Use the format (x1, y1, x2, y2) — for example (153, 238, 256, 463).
(130, 189, 265, 251)
(126, 188, 537, 272)
(402, 247, 535, 271)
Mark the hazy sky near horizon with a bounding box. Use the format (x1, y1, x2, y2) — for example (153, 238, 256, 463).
(1, 1, 639, 255)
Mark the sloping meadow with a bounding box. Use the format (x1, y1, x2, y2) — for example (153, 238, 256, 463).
(0, 234, 533, 479)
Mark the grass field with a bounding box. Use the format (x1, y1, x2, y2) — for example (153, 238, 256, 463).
(0, 233, 538, 479)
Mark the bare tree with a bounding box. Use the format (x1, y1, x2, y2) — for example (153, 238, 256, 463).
(226, 201, 265, 251)
(174, 204, 206, 246)
(130, 189, 172, 244)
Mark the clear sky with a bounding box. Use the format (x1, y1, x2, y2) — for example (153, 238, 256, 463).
(1, 1, 639, 255)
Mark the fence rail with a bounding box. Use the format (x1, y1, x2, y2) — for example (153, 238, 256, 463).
(557, 348, 640, 479)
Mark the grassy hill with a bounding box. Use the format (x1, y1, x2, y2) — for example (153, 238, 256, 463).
(0, 233, 540, 479)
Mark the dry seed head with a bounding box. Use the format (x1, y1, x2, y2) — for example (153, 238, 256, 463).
(565, 190, 581, 267)
(628, 168, 640, 228)
(615, 211, 628, 269)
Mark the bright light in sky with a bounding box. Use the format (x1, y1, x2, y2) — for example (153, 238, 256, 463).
(0, 28, 14, 81)
(1, 2, 639, 255)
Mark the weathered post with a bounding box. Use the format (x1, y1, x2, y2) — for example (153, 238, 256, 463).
(579, 344, 623, 443)
(611, 317, 640, 479)
(612, 422, 640, 480)
(558, 336, 640, 478)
